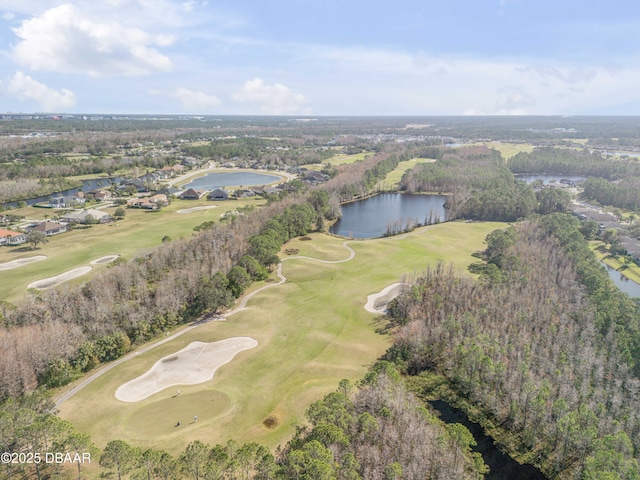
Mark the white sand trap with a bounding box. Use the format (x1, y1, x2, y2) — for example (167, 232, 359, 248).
(115, 337, 258, 402)
(365, 283, 409, 313)
(0, 255, 47, 271)
(90, 254, 120, 265)
(176, 206, 218, 214)
(27, 266, 93, 290)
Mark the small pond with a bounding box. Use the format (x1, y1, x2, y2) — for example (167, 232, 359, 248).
(330, 193, 446, 239)
(515, 174, 586, 185)
(183, 171, 281, 190)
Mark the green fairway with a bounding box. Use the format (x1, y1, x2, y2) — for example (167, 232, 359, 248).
(56, 220, 504, 454)
(0, 197, 266, 302)
(376, 157, 436, 189)
(470, 142, 535, 160)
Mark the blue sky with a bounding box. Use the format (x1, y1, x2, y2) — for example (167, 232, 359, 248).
(0, 0, 638, 115)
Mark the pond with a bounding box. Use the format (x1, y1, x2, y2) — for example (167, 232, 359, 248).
(329, 193, 446, 239)
(429, 400, 548, 480)
(515, 174, 586, 185)
(601, 262, 640, 298)
(183, 171, 281, 190)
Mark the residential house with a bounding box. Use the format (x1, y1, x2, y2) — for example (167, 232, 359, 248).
(127, 194, 167, 209)
(0, 229, 27, 246)
(179, 188, 208, 200)
(27, 221, 67, 236)
(62, 209, 112, 224)
(208, 189, 229, 200)
(157, 186, 183, 197)
(86, 189, 114, 201)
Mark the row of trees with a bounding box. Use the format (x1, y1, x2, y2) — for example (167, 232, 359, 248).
(385, 218, 640, 478)
(508, 147, 640, 179)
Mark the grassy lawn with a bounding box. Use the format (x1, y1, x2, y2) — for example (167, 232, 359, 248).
(0, 197, 266, 303)
(470, 142, 535, 160)
(56, 220, 504, 455)
(376, 157, 436, 190)
(327, 152, 371, 165)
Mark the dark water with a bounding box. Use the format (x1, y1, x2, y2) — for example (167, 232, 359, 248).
(183, 171, 280, 190)
(429, 400, 548, 480)
(2, 177, 123, 208)
(515, 174, 586, 185)
(329, 193, 446, 239)
(601, 262, 640, 298)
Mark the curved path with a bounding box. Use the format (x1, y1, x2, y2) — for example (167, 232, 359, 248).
(54, 241, 361, 408)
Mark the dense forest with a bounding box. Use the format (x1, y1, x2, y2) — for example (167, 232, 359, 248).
(386, 216, 640, 479)
(400, 146, 536, 221)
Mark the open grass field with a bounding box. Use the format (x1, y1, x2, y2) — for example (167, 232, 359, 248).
(56, 220, 504, 455)
(0, 196, 266, 302)
(470, 142, 535, 160)
(326, 152, 371, 165)
(377, 157, 436, 189)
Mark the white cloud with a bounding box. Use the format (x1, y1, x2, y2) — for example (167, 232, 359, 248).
(11, 4, 173, 76)
(149, 87, 221, 112)
(232, 78, 310, 114)
(6, 71, 76, 111)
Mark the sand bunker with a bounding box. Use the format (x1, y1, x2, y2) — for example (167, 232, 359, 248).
(115, 337, 258, 402)
(0, 255, 47, 271)
(176, 206, 218, 214)
(27, 266, 93, 290)
(90, 254, 120, 265)
(364, 283, 408, 313)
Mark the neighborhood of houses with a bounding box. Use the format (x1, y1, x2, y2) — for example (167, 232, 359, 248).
(0, 162, 330, 247)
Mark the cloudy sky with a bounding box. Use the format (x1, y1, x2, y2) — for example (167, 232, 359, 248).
(0, 0, 638, 115)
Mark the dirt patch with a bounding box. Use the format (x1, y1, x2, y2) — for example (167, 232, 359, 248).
(0, 255, 47, 271)
(27, 266, 93, 290)
(263, 415, 279, 429)
(115, 337, 258, 402)
(299, 236, 312, 241)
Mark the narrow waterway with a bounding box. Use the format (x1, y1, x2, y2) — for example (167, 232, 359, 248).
(601, 261, 640, 298)
(429, 400, 548, 480)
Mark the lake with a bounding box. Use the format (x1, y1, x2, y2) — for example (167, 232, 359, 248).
(183, 171, 281, 190)
(329, 193, 446, 239)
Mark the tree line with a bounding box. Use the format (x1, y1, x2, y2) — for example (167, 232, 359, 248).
(508, 147, 640, 179)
